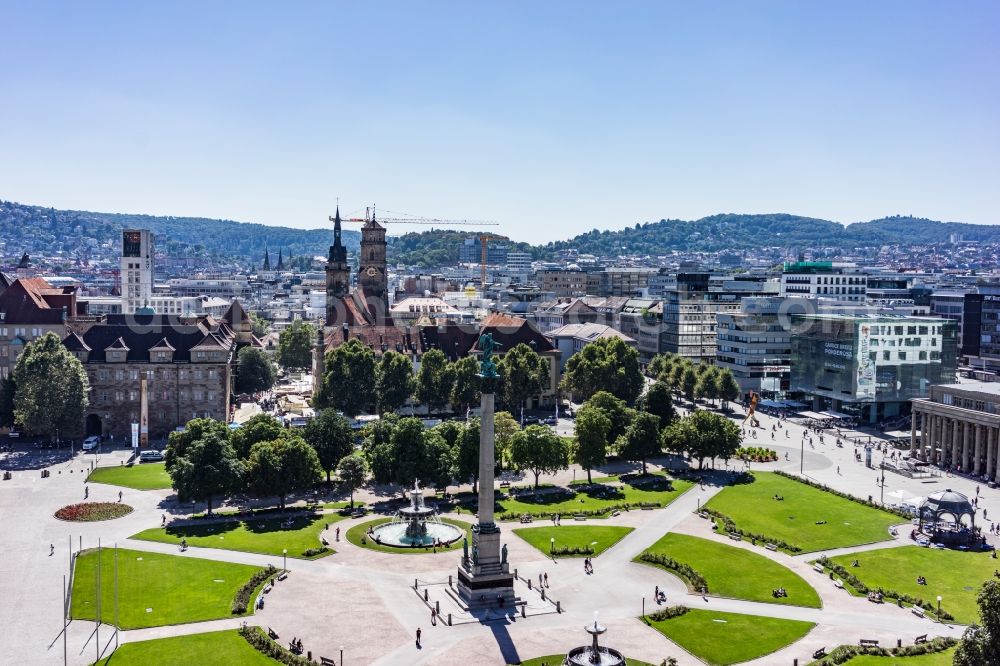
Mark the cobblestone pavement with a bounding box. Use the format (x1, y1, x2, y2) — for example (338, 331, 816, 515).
(0, 405, 984, 665)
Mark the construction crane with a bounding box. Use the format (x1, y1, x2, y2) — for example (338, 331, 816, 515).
(338, 206, 504, 293)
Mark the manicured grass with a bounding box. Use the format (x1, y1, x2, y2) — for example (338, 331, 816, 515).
(513, 657, 655, 666)
(93, 629, 277, 665)
(834, 648, 956, 665)
(132, 513, 340, 559)
(513, 525, 633, 558)
(346, 517, 473, 554)
(459, 477, 694, 519)
(827, 546, 996, 625)
(87, 462, 172, 491)
(71, 548, 266, 629)
(705, 472, 899, 552)
(638, 533, 821, 608)
(646, 608, 814, 665)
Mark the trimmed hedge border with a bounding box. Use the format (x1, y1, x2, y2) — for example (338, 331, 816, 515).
(239, 626, 314, 666)
(808, 636, 956, 665)
(647, 605, 690, 622)
(773, 470, 912, 521)
(638, 553, 709, 593)
(553, 545, 594, 556)
(231, 565, 277, 614)
(699, 507, 803, 554)
(815, 557, 955, 622)
(498, 501, 663, 522)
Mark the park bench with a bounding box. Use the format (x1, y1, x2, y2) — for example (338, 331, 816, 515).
(573, 514, 587, 521)
(727, 532, 742, 541)
(812, 648, 827, 659)
(519, 514, 533, 524)
(610, 509, 621, 517)
(320, 658, 336, 666)
(914, 634, 928, 644)
(834, 580, 844, 589)
(859, 639, 879, 648)
(277, 572, 288, 581)
(765, 543, 778, 552)
(698, 511, 709, 519)
(267, 627, 279, 639)
(499, 480, 511, 488)
(351, 508, 366, 518)
(813, 563, 825, 574)
(912, 606, 926, 618)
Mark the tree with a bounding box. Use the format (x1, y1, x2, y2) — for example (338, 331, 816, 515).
(303, 409, 355, 482)
(450, 356, 481, 413)
(638, 380, 675, 431)
(316, 338, 377, 416)
(494, 411, 520, 469)
(664, 411, 742, 469)
(245, 436, 321, 509)
(415, 349, 454, 412)
(276, 319, 315, 370)
(694, 367, 719, 404)
(618, 411, 661, 474)
(337, 453, 368, 508)
(360, 414, 399, 484)
(680, 366, 698, 403)
(646, 353, 671, 380)
(574, 404, 611, 484)
(12, 332, 89, 439)
(0, 377, 14, 428)
(456, 418, 481, 492)
(168, 430, 244, 514)
(715, 369, 741, 410)
(235, 346, 276, 395)
(230, 413, 284, 459)
(375, 351, 413, 414)
(248, 312, 270, 338)
(498, 343, 549, 415)
(585, 391, 630, 445)
(561, 337, 643, 404)
(510, 425, 570, 489)
(390, 417, 427, 487)
(954, 579, 1000, 665)
(423, 429, 456, 493)
(667, 362, 687, 393)
(166, 418, 231, 469)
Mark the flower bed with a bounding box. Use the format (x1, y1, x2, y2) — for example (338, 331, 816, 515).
(737, 446, 778, 462)
(55, 502, 134, 522)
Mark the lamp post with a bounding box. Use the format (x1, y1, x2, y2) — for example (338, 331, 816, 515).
(550, 537, 555, 557)
(937, 595, 942, 622)
(879, 460, 886, 505)
(800, 434, 805, 475)
(340, 645, 344, 666)
(282, 548, 287, 572)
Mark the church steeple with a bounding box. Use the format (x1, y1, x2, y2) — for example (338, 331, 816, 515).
(325, 205, 352, 321)
(263, 247, 271, 271)
(329, 206, 347, 263)
(276, 248, 284, 271)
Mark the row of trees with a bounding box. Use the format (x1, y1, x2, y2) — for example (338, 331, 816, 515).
(646, 353, 741, 407)
(314, 339, 550, 417)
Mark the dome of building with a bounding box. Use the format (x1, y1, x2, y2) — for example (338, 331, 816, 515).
(919, 489, 975, 520)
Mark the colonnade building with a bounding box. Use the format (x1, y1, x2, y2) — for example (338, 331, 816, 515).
(911, 381, 1000, 482)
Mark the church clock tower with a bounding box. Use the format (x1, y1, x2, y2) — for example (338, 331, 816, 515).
(325, 206, 350, 323)
(358, 210, 388, 298)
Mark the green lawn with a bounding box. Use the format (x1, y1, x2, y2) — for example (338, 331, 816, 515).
(638, 533, 821, 608)
(94, 629, 277, 665)
(832, 648, 956, 665)
(87, 463, 172, 491)
(132, 513, 340, 559)
(827, 546, 996, 624)
(705, 472, 899, 552)
(513, 657, 655, 666)
(71, 548, 265, 629)
(345, 517, 473, 554)
(513, 525, 633, 558)
(462, 477, 694, 519)
(646, 608, 814, 665)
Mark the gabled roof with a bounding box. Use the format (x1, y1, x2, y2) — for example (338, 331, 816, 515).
(149, 337, 176, 351)
(62, 331, 91, 352)
(66, 314, 238, 363)
(104, 337, 130, 351)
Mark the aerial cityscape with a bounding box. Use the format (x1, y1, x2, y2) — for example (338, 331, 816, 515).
(2, 3, 999, 666)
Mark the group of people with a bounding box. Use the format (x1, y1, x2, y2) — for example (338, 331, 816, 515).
(654, 584, 666, 604)
(288, 637, 303, 654)
(772, 587, 788, 598)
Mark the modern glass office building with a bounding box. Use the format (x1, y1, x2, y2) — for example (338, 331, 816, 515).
(790, 313, 957, 424)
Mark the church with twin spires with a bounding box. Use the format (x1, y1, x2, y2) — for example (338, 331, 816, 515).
(324, 206, 392, 327)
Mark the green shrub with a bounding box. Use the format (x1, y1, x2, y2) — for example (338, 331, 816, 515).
(301, 547, 330, 558)
(808, 636, 956, 665)
(231, 565, 276, 614)
(647, 605, 689, 621)
(699, 507, 803, 553)
(239, 626, 314, 666)
(638, 553, 708, 592)
(815, 557, 955, 621)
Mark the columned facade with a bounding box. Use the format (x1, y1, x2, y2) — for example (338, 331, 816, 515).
(912, 381, 1000, 483)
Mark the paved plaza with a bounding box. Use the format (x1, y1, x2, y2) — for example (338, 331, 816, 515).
(1, 406, 991, 665)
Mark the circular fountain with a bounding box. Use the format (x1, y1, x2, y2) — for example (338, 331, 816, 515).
(369, 480, 463, 547)
(565, 612, 626, 666)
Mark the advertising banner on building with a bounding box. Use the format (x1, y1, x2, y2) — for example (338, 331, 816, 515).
(856, 323, 876, 399)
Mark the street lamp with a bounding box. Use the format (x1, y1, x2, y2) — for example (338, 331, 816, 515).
(550, 537, 555, 556)
(282, 548, 287, 572)
(937, 595, 942, 622)
(340, 645, 344, 666)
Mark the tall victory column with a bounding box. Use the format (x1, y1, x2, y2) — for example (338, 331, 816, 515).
(456, 333, 516, 606)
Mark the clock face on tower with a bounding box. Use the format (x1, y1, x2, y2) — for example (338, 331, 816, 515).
(366, 266, 379, 277)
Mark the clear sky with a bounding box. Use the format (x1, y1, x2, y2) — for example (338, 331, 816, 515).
(0, 2, 997, 242)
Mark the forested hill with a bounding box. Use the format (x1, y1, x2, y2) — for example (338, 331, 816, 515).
(0, 200, 358, 267)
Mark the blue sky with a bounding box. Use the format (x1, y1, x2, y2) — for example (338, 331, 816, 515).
(0, 2, 997, 242)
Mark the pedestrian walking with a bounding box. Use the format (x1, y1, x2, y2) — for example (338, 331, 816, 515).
(84, 485, 89, 499)
(544, 572, 548, 587)
(161, 513, 166, 526)
(539, 573, 543, 588)
(118, 490, 123, 502)
(336, 527, 340, 542)
(416, 627, 421, 648)
(50, 544, 54, 556)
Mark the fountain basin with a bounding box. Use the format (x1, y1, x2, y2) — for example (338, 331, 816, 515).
(565, 646, 626, 666)
(370, 520, 463, 547)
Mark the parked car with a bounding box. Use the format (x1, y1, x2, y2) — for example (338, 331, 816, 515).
(7, 430, 20, 438)
(139, 449, 164, 462)
(82, 436, 101, 451)
(522, 416, 540, 425)
(542, 416, 558, 425)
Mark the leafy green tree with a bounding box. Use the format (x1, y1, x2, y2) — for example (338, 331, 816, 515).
(416, 349, 455, 412)
(12, 332, 89, 439)
(0, 377, 15, 428)
(168, 430, 244, 514)
(303, 409, 355, 482)
(423, 428, 456, 492)
(276, 319, 315, 370)
(391, 417, 427, 486)
(954, 579, 1000, 665)
(316, 338, 377, 416)
(456, 418, 481, 492)
(663, 411, 741, 469)
(494, 411, 520, 469)
(432, 420, 464, 448)
(561, 337, 643, 404)
(450, 356, 482, 413)
(618, 411, 661, 474)
(694, 366, 719, 404)
(166, 418, 231, 469)
(680, 366, 698, 403)
(337, 453, 368, 508)
(646, 353, 670, 380)
(638, 380, 675, 431)
(230, 413, 284, 459)
(376, 351, 413, 414)
(715, 369, 741, 409)
(667, 362, 687, 393)
(360, 414, 399, 484)
(245, 436, 322, 509)
(248, 312, 270, 338)
(574, 404, 611, 484)
(236, 346, 276, 395)
(585, 391, 630, 445)
(498, 343, 549, 415)
(510, 424, 570, 489)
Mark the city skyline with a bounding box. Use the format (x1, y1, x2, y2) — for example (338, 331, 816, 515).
(1, 2, 997, 242)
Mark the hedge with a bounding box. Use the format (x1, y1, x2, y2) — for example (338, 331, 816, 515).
(553, 545, 595, 556)
(497, 501, 662, 522)
(808, 636, 957, 665)
(638, 553, 708, 593)
(231, 565, 277, 614)
(239, 626, 315, 666)
(647, 605, 690, 621)
(815, 557, 955, 621)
